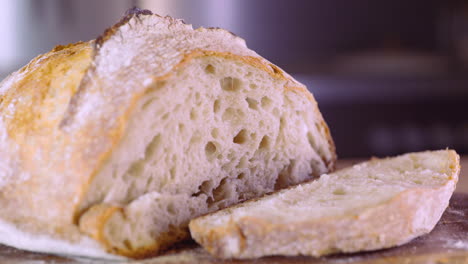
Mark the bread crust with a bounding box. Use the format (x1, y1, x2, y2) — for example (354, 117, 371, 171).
(189, 150, 460, 258)
(0, 9, 335, 258)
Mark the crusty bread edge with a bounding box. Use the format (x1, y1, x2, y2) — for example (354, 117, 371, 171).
(189, 150, 460, 258)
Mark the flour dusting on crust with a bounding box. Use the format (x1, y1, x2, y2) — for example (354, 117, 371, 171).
(0, 218, 122, 260)
(0, 117, 30, 188)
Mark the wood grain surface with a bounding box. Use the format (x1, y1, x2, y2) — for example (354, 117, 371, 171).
(0, 158, 466, 263)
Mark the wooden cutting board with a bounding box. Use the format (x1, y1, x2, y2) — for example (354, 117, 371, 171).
(1, 192, 467, 264)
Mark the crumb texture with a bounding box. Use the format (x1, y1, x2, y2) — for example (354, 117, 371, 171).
(79, 56, 331, 255)
(189, 150, 460, 259)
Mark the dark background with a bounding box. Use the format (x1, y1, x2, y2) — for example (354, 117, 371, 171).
(1, 0, 467, 158)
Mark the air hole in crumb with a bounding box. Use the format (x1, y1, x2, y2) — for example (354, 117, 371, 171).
(233, 129, 248, 144)
(249, 83, 258, 89)
(211, 178, 234, 205)
(236, 157, 248, 169)
(274, 161, 296, 190)
(250, 132, 257, 139)
(237, 172, 246, 180)
(125, 184, 137, 201)
(333, 188, 346, 195)
(205, 64, 215, 74)
(195, 92, 201, 101)
(307, 131, 318, 151)
(142, 98, 156, 110)
(192, 179, 214, 197)
(178, 123, 185, 132)
(127, 161, 144, 177)
(145, 80, 166, 94)
(274, 172, 289, 190)
(211, 128, 219, 138)
(315, 123, 322, 133)
(146, 177, 153, 186)
(246, 97, 259, 110)
(413, 180, 423, 185)
(170, 166, 176, 179)
(261, 96, 273, 109)
(259, 135, 271, 150)
(205, 142, 217, 156)
(145, 134, 161, 158)
(280, 117, 286, 129)
(272, 154, 279, 162)
(190, 109, 198, 120)
(162, 113, 169, 120)
(213, 99, 221, 113)
(220, 77, 242, 92)
(246, 72, 253, 77)
(167, 203, 176, 215)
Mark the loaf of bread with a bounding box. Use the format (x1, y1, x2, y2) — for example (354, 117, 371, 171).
(190, 150, 459, 259)
(0, 8, 335, 258)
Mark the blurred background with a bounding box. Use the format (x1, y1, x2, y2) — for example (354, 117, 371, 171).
(1, 0, 467, 158)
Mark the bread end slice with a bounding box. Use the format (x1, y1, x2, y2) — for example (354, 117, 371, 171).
(189, 150, 460, 259)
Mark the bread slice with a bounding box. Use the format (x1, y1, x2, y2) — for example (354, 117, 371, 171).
(0, 8, 335, 258)
(189, 150, 460, 259)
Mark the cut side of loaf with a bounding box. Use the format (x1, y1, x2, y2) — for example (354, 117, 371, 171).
(0, 9, 335, 259)
(77, 53, 333, 257)
(189, 150, 460, 259)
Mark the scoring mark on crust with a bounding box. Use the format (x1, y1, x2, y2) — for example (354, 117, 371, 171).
(95, 7, 154, 49)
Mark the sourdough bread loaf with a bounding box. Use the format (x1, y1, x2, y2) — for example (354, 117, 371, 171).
(0, 8, 335, 258)
(189, 150, 459, 259)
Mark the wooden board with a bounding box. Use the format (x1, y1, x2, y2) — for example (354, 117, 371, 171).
(0, 192, 467, 264)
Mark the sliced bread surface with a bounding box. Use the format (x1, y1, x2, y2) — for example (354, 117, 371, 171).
(189, 150, 460, 258)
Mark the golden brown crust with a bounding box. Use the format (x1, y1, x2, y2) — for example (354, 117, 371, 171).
(78, 204, 122, 243)
(0, 41, 91, 136)
(0, 41, 93, 235)
(79, 203, 192, 258)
